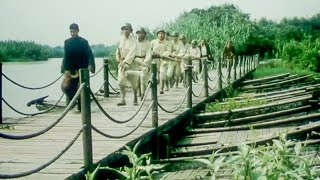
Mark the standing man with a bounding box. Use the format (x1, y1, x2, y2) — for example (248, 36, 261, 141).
(61, 23, 95, 107)
(150, 29, 172, 94)
(116, 23, 137, 106)
(199, 39, 213, 79)
(177, 34, 190, 87)
(223, 40, 236, 82)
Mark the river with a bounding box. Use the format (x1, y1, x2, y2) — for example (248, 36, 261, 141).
(2, 58, 116, 118)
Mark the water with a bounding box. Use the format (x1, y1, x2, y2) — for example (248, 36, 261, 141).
(2, 58, 111, 118)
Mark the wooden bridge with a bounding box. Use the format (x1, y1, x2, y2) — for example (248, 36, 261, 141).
(0, 57, 256, 179)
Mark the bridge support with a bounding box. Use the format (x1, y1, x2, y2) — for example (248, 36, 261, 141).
(0, 62, 2, 124)
(103, 58, 110, 97)
(151, 63, 158, 128)
(79, 68, 93, 171)
(186, 59, 192, 108)
(218, 56, 222, 91)
(203, 59, 209, 97)
(233, 56, 237, 80)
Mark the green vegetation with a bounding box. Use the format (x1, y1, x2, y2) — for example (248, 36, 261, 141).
(0, 124, 13, 130)
(193, 133, 319, 179)
(253, 59, 320, 79)
(204, 96, 267, 113)
(0, 40, 50, 62)
(85, 141, 165, 180)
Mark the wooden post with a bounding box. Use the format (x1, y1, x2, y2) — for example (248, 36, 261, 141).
(103, 58, 109, 97)
(186, 59, 192, 108)
(79, 68, 93, 171)
(0, 62, 2, 124)
(218, 56, 222, 91)
(233, 56, 237, 80)
(203, 59, 209, 97)
(151, 63, 158, 128)
(239, 55, 242, 78)
(243, 56, 247, 74)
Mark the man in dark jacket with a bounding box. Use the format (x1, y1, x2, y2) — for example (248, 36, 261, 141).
(61, 23, 95, 107)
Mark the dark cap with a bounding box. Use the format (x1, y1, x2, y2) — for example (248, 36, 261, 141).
(121, 23, 133, 32)
(69, 23, 79, 30)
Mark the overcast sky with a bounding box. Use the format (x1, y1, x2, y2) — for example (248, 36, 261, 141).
(1, 0, 319, 47)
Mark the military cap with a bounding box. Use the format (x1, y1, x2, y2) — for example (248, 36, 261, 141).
(157, 29, 166, 34)
(121, 22, 133, 31)
(171, 32, 179, 37)
(136, 27, 146, 34)
(179, 34, 186, 39)
(191, 40, 197, 45)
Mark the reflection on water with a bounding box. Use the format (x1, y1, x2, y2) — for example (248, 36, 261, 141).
(2, 58, 116, 118)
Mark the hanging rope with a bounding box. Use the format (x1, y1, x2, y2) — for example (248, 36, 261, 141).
(208, 82, 218, 91)
(192, 74, 200, 83)
(94, 80, 106, 95)
(192, 83, 205, 97)
(157, 87, 189, 113)
(0, 85, 84, 139)
(90, 83, 151, 124)
(108, 69, 118, 81)
(90, 66, 104, 78)
(0, 125, 84, 179)
(2, 93, 66, 117)
(2, 73, 63, 90)
(92, 101, 152, 139)
(109, 83, 120, 93)
(207, 72, 218, 82)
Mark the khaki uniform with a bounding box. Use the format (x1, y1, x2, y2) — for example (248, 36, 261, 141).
(150, 39, 172, 92)
(116, 35, 137, 105)
(223, 45, 235, 80)
(125, 39, 152, 99)
(185, 46, 201, 79)
(168, 40, 183, 87)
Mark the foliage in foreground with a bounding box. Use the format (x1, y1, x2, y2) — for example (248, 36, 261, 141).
(85, 141, 165, 180)
(196, 133, 320, 180)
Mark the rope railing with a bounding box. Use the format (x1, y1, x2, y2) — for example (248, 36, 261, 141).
(157, 87, 189, 113)
(92, 101, 152, 139)
(0, 125, 84, 179)
(208, 82, 219, 91)
(0, 84, 84, 139)
(192, 83, 205, 97)
(2, 73, 63, 90)
(94, 80, 107, 95)
(90, 66, 104, 78)
(108, 69, 118, 81)
(109, 83, 120, 93)
(90, 83, 151, 124)
(192, 74, 200, 83)
(207, 72, 218, 82)
(2, 93, 65, 117)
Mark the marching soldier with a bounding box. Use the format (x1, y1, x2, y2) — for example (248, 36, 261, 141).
(116, 23, 137, 106)
(177, 34, 190, 86)
(125, 27, 152, 100)
(150, 29, 172, 94)
(168, 32, 183, 88)
(223, 40, 236, 82)
(185, 40, 201, 81)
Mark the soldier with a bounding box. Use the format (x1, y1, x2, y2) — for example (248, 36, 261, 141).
(168, 32, 183, 88)
(177, 34, 190, 86)
(125, 27, 152, 100)
(223, 40, 236, 82)
(199, 39, 213, 79)
(150, 29, 172, 94)
(185, 40, 201, 81)
(116, 22, 137, 106)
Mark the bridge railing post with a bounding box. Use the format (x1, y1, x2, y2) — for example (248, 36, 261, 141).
(186, 59, 193, 108)
(0, 62, 2, 124)
(103, 58, 110, 97)
(239, 55, 242, 78)
(151, 63, 158, 128)
(233, 56, 237, 80)
(203, 59, 209, 97)
(218, 56, 222, 91)
(243, 56, 247, 74)
(79, 68, 93, 171)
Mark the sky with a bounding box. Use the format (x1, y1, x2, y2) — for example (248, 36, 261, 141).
(0, 0, 319, 47)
